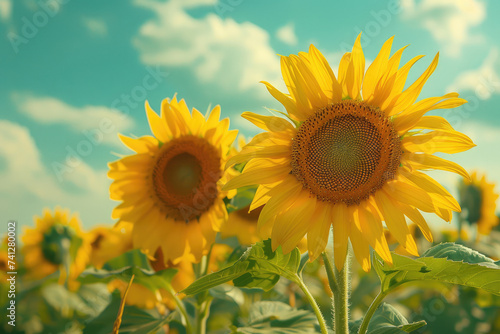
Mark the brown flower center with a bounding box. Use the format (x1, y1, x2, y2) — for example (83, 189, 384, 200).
(291, 100, 401, 205)
(152, 135, 221, 221)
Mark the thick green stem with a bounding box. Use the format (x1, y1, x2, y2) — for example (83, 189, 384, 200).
(195, 294, 212, 334)
(295, 275, 329, 334)
(333, 249, 350, 334)
(357, 290, 388, 334)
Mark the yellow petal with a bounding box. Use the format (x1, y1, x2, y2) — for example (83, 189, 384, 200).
(332, 203, 351, 271)
(362, 36, 393, 100)
(145, 101, 170, 142)
(272, 191, 316, 254)
(358, 204, 392, 265)
(385, 53, 439, 116)
(405, 153, 470, 180)
(374, 190, 419, 256)
(350, 211, 371, 272)
(241, 112, 294, 133)
(307, 203, 332, 261)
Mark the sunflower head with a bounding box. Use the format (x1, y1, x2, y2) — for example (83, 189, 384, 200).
(21, 207, 91, 289)
(224, 34, 475, 272)
(88, 223, 133, 269)
(459, 170, 499, 235)
(108, 95, 237, 266)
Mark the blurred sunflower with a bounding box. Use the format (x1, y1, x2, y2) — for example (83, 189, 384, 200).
(88, 223, 133, 269)
(21, 207, 91, 290)
(224, 34, 475, 271)
(109, 96, 237, 265)
(0, 237, 9, 283)
(109, 244, 232, 310)
(459, 170, 499, 235)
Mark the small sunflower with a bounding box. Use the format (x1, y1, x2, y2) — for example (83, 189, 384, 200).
(109, 96, 237, 265)
(459, 170, 499, 235)
(110, 244, 232, 310)
(0, 237, 9, 283)
(21, 207, 91, 289)
(224, 34, 475, 271)
(88, 223, 133, 269)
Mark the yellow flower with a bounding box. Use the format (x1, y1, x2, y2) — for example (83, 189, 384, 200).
(223, 34, 475, 271)
(109, 96, 237, 265)
(221, 205, 265, 245)
(88, 223, 133, 269)
(110, 244, 232, 309)
(21, 207, 91, 290)
(0, 237, 9, 283)
(459, 170, 499, 235)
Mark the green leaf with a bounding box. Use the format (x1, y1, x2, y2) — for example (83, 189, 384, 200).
(422, 242, 495, 264)
(374, 243, 500, 295)
(83, 291, 168, 334)
(41, 283, 110, 317)
(231, 301, 317, 334)
(367, 303, 426, 334)
(79, 265, 178, 294)
(182, 239, 301, 295)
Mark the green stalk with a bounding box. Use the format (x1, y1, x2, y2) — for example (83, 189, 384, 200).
(195, 295, 213, 334)
(357, 290, 388, 334)
(194, 253, 212, 334)
(164, 283, 194, 334)
(333, 248, 350, 334)
(321, 252, 339, 296)
(295, 275, 329, 334)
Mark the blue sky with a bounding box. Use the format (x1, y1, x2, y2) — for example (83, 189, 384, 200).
(1, 0, 499, 230)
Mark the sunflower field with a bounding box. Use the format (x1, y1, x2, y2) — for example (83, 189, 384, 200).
(2, 1, 500, 333)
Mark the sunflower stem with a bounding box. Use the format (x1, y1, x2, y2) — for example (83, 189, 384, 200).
(321, 252, 339, 295)
(195, 294, 212, 334)
(165, 283, 194, 334)
(357, 290, 388, 334)
(333, 247, 350, 334)
(295, 275, 329, 334)
(194, 253, 212, 334)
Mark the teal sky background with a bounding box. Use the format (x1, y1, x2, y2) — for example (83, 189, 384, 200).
(1, 0, 499, 231)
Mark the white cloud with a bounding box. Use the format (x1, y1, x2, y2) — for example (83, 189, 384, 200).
(447, 48, 500, 99)
(82, 17, 108, 37)
(276, 23, 298, 46)
(400, 0, 486, 56)
(0, 120, 114, 229)
(132, 0, 281, 100)
(0, 0, 11, 22)
(13, 93, 134, 147)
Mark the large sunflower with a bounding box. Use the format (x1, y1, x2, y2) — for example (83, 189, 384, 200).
(109, 96, 237, 265)
(223, 35, 475, 271)
(459, 170, 499, 235)
(21, 207, 91, 289)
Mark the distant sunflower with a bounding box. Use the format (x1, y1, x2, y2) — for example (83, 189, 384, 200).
(21, 207, 91, 289)
(224, 35, 475, 271)
(109, 96, 237, 265)
(109, 244, 232, 310)
(88, 223, 133, 269)
(459, 170, 499, 235)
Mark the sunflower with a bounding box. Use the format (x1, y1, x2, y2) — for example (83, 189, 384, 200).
(223, 34, 475, 271)
(109, 244, 232, 310)
(88, 223, 133, 269)
(459, 170, 499, 235)
(0, 237, 9, 284)
(109, 96, 237, 265)
(21, 207, 91, 289)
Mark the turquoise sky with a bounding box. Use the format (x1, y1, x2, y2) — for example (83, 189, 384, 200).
(1, 0, 499, 230)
